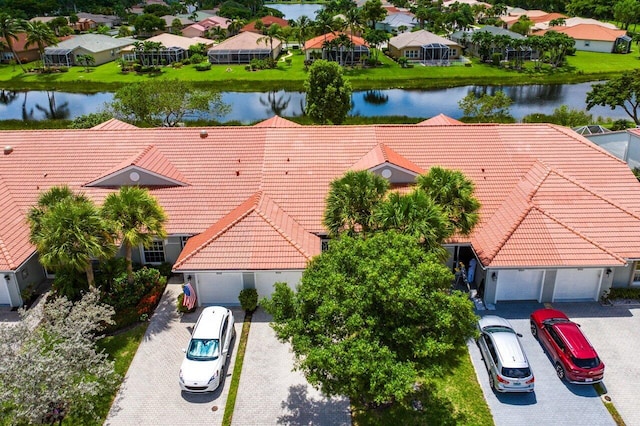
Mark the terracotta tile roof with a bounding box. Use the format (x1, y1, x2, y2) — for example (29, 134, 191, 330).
(174, 192, 320, 270)
(417, 114, 463, 126)
(91, 118, 138, 130)
(210, 31, 281, 51)
(85, 145, 188, 186)
(305, 32, 368, 50)
(253, 116, 301, 127)
(2, 120, 640, 271)
(534, 24, 627, 41)
(350, 143, 424, 175)
(242, 16, 289, 33)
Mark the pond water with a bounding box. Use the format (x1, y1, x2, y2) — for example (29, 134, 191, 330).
(0, 83, 629, 123)
(268, 3, 324, 20)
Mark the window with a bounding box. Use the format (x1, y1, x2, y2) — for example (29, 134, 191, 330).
(321, 238, 330, 252)
(449, 48, 457, 57)
(548, 328, 565, 350)
(405, 49, 419, 59)
(143, 241, 165, 263)
(484, 335, 497, 363)
(633, 262, 640, 284)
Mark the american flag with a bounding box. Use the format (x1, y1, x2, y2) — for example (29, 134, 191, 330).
(183, 282, 197, 310)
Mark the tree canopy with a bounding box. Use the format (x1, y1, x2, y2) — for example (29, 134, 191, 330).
(0, 290, 118, 424)
(304, 60, 352, 125)
(586, 70, 640, 125)
(110, 79, 230, 127)
(458, 90, 513, 122)
(263, 231, 477, 405)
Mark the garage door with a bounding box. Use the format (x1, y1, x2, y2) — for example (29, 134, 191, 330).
(495, 270, 544, 302)
(196, 273, 244, 306)
(255, 271, 302, 299)
(554, 269, 601, 301)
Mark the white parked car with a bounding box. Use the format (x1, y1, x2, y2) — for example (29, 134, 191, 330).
(179, 306, 235, 392)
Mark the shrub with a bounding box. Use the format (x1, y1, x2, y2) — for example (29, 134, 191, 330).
(238, 288, 258, 313)
(611, 119, 634, 131)
(172, 61, 183, 68)
(491, 53, 502, 66)
(189, 53, 205, 64)
(194, 62, 212, 71)
(177, 292, 196, 313)
(607, 287, 640, 300)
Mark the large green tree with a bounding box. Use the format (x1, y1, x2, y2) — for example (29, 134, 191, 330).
(304, 60, 352, 124)
(263, 231, 477, 406)
(102, 186, 167, 284)
(323, 170, 389, 237)
(0, 289, 118, 424)
(28, 186, 116, 288)
(586, 70, 640, 125)
(110, 79, 229, 127)
(361, 0, 387, 29)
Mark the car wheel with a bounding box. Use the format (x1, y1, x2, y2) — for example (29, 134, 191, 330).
(556, 363, 566, 380)
(489, 374, 495, 391)
(530, 321, 538, 338)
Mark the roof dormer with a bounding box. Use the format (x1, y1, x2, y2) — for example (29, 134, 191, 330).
(350, 143, 424, 184)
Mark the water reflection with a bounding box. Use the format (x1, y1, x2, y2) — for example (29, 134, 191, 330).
(0, 83, 630, 123)
(363, 90, 389, 105)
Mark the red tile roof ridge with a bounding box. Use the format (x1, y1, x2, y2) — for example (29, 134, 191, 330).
(253, 195, 316, 260)
(533, 206, 626, 264)
(486, 204, 536, 265)
(174, 192, 262, 268)
(546, 167, 640, 221)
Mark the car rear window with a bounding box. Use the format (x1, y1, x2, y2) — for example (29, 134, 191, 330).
(501, 367, 531, 378)
(572, 356, 601, 369)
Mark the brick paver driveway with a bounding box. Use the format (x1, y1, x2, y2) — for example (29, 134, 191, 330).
(232, 308, 351, 426)
(553, 302, 640, 426)
(468, 302, 614, 426)
(106, 283, 243, 425)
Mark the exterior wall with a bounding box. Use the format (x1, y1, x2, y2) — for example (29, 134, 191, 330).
(16, 255, 46, 298)
(611, 263, 636, 288)
(574, 39, 614, 53)
(182, 27, 203, 38)
(388, 44, 402, 59)
(388, 45, 461, 60)
(164, 236, 184, 264)
(627, 133, 640, 169)
(4, 273, 21, 307)
(73, 46, 120, 65)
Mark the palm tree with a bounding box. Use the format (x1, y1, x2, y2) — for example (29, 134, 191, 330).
(207, 25, 227, 41)
(416, 167, 480, 236)
(373, 190, 450, 253)
(294, 15, 312, 48)
(0, 13, 25, 72)
(102, 186, 167, 284)
(227, 19, 245, 36)
(323, 170, 390, 237)
(28, 186, 115, 288)
(23, 20, 59, 68)
(257, 24, 282, 58)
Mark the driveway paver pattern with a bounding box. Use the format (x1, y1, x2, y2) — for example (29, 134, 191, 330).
(552, 302, 640, 426)
(468, 302, 614, 426)
(106, 283, 243, 425)
(232, 308, 351, 426)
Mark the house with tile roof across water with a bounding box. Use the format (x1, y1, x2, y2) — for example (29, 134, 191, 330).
(534, 24, 631, 53)
(1, 116, 640, 308)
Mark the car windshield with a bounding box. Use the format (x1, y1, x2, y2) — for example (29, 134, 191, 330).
(187, 338, 219, 361)
(502, 367, 532, 378)
(572, 356, 601, 369)
(485, 325, 515, 333)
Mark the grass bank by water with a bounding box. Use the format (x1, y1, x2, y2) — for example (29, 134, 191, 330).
(1, 50, 639, 93)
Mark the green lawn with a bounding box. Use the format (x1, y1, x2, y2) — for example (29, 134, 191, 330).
(2, 49, 640, 93)
(352, 346, 493, 426)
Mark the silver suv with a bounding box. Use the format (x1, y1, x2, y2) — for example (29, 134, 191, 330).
(477, 315, 535, 393)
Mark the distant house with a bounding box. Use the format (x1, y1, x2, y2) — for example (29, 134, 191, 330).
(241, 16, 289, 34)
(376, 11, 416, 33)
(534, 24, 631, 53)
(121, 33, 214, 64)
(500, 10, 567, 31)
(533, 17, 618, 32)
(304, 32, 369, 65)
(76, 12, 121, 28)
(182, 16, 230, 38)
(208, 31, 282, 64)
(451, 25, 534, 60)
(43, 34, 134, 66)
(160, 15, 194, 33)
(388, 30, 461, 64)
(1, 32, 65, 63)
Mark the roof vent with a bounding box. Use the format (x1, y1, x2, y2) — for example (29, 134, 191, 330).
(200, 130, 208, 139)
(4, 146, 13, 155)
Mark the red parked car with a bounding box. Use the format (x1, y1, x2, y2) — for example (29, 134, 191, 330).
(530, 308, 604, 384)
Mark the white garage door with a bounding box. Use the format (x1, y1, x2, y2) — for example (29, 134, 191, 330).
(554, 269, 601, 301)
(196, 273, 244, 306)
(255, 271, 302, 299)
(495, 270, 544, 302)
